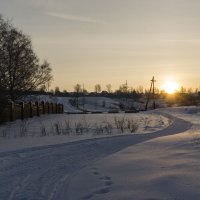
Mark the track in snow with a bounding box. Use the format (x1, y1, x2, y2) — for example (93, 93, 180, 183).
(0, 115, 191, 200)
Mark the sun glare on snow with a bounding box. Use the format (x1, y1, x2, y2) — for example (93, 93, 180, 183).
(162, 81, 180, 94)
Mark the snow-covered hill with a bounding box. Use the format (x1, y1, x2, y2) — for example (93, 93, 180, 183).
(23, 95, 121, 113)
(23, 95, 166, 113)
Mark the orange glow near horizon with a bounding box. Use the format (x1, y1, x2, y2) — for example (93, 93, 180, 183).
(161, 81, 180, 94)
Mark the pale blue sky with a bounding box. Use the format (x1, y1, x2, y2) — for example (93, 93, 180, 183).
(1, 0, 200, 91)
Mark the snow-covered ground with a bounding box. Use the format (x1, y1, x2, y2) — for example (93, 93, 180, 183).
(0, 112, 169, 152)
(1, 107, 200, 199)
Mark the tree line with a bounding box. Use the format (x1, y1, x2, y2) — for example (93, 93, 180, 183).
(52, 83, 145, 99)
(52, 84, 200, 96)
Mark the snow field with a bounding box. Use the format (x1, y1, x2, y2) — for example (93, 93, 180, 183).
(0, 112, 170, 152)
(0, 112, 188, 200)
(1, 106, 200, 199)
(66, 111, 198, 200)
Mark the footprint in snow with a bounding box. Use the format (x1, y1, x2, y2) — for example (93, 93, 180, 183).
(104, 180, 113, 186)
(81, 193, 94, 200)
(91, 167, 98, 170)
(81, 167, 113, 200)
(93, 171, 99, 175)
(91, 167, 100, 176)
(95, 187, 110, 194)
(100, 176, 111, 180)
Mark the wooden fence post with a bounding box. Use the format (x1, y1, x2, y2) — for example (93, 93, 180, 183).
(57, 104, 60, 113)
(55, 103, 58, 113)
(59, 104, 61, 113)
(36, 101, 40, 116)
(62, 104, 64, 114)
(7, 101, 64, 123)
(59, 104, 62, 113)
(10, 101, 14, 121)
(60, 104, 63, 113)
(41, 101, 45, 114)
(20, 102, 24, 120)
(29, 102, 33, 118)
(50, 103, 53, 113)
(47, 102, 50, 114)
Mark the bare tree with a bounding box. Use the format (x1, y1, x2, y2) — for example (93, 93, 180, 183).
(136, 85, 144, 94)
(94, 84, 101, 93)
(55, 86, 60, 95)
(74, 84, 82, 94)
(83, 88, 88, 94)
(119, 84, 128, 93)
(0, 15, 53, 100)
(74, 84, 82, 108)
(106, 84, 112, 93)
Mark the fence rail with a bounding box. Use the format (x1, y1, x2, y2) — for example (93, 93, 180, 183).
(0, 101, 64, 124)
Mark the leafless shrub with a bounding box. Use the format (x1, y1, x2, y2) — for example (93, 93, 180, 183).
(81, 117, 90, 133)
(0, 128, 8, 138)
(126, 119, 131, 129)
(94, 124, 104, 135)
(130, 123, 138, 133)
(19, 120, 29, 137)
(75, 122, 84, 135)
(40, 123, 47, 137)
(0, 124, 13, 138)
(50, 121, 55, 135)
(114, 116, 138, 134)
(63, 120, 72, 135)
(126, 119, 138, 133)
(143, 117, 150, 128)
(103, 121, 113, 134)
(114, 116, 126, 133)
(54, 122, 62, 135)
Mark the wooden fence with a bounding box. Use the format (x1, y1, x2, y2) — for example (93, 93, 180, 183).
(0, 101, 64, 123)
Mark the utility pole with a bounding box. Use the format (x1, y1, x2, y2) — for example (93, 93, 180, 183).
(82, 83, 85, 110)
(152, 76, 156, 109)
(145, 76, 156, 110)
(125, 80, 128, 102)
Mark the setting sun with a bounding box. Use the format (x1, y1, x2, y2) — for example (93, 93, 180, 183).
(162, 81, 180, 94)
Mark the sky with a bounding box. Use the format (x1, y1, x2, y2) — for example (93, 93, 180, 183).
(1, 0, 200, 92)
